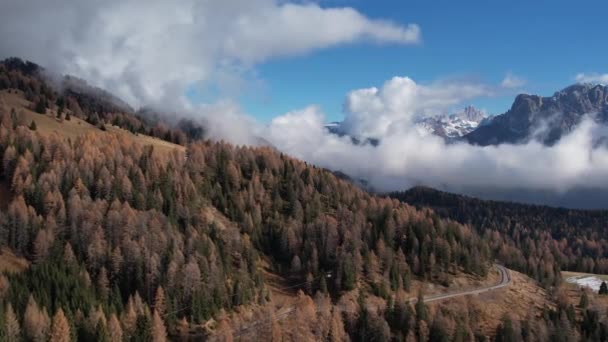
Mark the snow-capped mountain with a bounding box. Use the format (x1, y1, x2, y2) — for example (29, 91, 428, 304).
(324, 106, 488, 142)
(415, 106, 488, 138)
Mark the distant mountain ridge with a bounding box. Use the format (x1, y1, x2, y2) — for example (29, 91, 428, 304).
(325, 105, 488, 141)
(327, 84, 608, 146)
(464, 83, 608, 145)
(415, 105, 488, 138)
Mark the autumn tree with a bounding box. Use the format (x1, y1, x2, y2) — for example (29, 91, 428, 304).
(151, 310, 167, 342)
(5, 303, 21, 342)
(108, 313, 123, 342)
(0, 275, 9, 299)
(154, 286, 166, 317)
(63, 243, 76, 265)
(182, 259, 201, 299)
(328, 308, 346, 342)
(49, 308, 71, 342)
(121, 297, 137, 339)
(33, 228, 52, 263)
(23, 295, 51, 342)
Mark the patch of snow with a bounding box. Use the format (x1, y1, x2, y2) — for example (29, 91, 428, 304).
(413, 106, 487, 139)
(565, 275, 605, 291)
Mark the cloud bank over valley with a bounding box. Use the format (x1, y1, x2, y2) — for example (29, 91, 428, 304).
(265, 83, 608, 198)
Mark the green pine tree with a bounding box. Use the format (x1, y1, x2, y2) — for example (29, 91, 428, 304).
(495, 315, 517, 342)
(35, 98, 46, 114)
(599, 281, 608, 295)
(319, 275, 328, 294)
(95, 321, 110, 342)
(415, 292, 427, 322)
(580, 291, 589, 309)
(133, 315, 152, 342)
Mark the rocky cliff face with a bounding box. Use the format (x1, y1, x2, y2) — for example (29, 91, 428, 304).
(464, 84, 608, 145)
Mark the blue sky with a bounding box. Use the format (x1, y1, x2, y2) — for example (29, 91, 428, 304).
(236, 0, 607, 122)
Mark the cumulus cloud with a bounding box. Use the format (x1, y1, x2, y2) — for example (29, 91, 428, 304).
(0, 0, 420, 109)
(500, 72, 526, 89)
(575, 73, 608, 85)
(340, 77, 492, 138)
(265, 77, 608, 201)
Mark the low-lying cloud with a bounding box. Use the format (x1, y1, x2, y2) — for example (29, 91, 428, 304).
(265, 78, 608, 201)
(340, 76, 493, 138)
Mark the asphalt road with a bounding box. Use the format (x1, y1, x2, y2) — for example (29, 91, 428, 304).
(409, 264, 512, 304)
(229, 265, 512, 339)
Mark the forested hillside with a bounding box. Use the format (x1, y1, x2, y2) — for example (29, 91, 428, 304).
(392, 187, 608, 281)
(0, 59, 607, 341)
(0, 102, 495, 339)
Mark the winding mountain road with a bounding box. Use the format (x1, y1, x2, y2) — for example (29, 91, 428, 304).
(409, 264, 512, 304)
(228, 265, 512, 339)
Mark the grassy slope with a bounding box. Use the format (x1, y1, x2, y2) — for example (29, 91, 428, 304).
(0, 89, 185, 156)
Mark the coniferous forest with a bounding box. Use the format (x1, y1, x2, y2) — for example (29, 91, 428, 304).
(1, 59, 608, 341)
(392, 187, 608, 279)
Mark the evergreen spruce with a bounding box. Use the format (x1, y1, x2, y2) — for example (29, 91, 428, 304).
(599, 281, 608, 295)
(133, 314, 152, 342)
(580, 291, 589, 309)
(35, 98, 46, 114)
(415, 292, 427, 322)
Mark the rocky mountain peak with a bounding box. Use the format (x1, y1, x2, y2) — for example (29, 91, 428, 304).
(416, 106, 488, 139)
(452, 105, 487, 122)
(464, 84, 608, 146)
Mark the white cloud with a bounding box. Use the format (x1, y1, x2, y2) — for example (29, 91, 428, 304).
(0, 0, 420, 109)
(575, 73, 608, 85)
(265, 76, 608, 201)
(500, 72, 526, 89)
(193, 101, 264, 147)
(340, 77, 492, 138)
